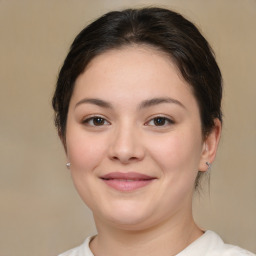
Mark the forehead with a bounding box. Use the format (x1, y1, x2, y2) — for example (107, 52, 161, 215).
(77, 46, 186, 86)
(71, 45, 196, 108)
(85, 44, 180, 77)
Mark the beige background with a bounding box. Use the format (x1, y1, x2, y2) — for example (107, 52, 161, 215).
(0, 0, 255, 255)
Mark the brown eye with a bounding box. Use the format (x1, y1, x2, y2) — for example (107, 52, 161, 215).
(92, 117, 105, 126)
(146, 116, 174, 127)
(153, 117, 167, 126)
(82, 116, 110, 127)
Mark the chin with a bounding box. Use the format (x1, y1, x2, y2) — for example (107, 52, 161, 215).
(105, 216, 154, 231)
(94, 202, 159, 231)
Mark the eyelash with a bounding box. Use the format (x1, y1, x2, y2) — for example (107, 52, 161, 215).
(82, 116, 110, 127)
(145, 116, 174, 127)
(82, 115, 174, 127)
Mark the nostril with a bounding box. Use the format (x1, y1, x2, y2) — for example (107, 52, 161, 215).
(111, 154, 141, 163)
(108, 131, 145, 163)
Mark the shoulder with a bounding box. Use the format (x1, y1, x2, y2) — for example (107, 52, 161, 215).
(203, 230, 255, 256)
(218, 244, 255, 256)
(177, 230, 255, 256)
(57, 236, 94, 256)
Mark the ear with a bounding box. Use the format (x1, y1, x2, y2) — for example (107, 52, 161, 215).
(198, 118, 222, 172)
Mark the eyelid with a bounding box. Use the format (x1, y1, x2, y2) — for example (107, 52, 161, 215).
(82, 115, 111, 126)
(145, 115, 175, 126)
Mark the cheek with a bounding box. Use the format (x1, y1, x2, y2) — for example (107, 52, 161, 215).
(148, 129, 202, 174)
(65, 130, 108, 208)
(147, 131, 202, 209)
(66, 130, 107, 173)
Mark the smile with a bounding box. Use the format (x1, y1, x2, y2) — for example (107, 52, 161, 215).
(100, 172, 156, 192)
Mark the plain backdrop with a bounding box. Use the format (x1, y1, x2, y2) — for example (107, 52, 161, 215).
(0, 0, 255, 255)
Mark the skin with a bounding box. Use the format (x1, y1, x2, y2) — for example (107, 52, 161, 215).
(65, 45, 221, 256)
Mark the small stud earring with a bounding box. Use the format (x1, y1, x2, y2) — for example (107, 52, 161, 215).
(206, 162, 211, 170)
(66, 162, 71, 168)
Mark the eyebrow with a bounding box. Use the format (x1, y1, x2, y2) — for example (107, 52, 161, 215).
(75, 97, 185, 110)
(139, 97, 186, 110)
(75, 98, 113, 109)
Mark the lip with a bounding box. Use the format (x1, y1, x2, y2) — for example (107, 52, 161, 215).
(100, 172, 156, 192)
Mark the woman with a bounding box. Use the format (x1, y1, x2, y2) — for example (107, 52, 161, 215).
(52, 7, 255, 256)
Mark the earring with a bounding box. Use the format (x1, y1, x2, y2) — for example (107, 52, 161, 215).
(66, 162, 71, 168)
(206, 162, 211, 170)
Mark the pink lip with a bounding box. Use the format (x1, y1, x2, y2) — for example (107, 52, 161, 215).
(100, 172, 156, 192)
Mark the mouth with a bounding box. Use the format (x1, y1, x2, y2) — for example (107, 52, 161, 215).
(100, 172, 156, 192)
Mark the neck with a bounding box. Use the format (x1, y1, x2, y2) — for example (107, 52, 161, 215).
(90, 211, 203, 256)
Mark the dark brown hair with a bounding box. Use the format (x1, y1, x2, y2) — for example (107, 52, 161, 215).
(52, 7, 222, 187)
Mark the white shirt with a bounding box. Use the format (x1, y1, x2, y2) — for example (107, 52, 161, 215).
(58, 230, 255, 256)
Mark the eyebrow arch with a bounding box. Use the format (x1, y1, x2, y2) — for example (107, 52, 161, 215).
(75, 97, 185, 110)
(75, 98, 113, 109)
(139, 97, 186, 109)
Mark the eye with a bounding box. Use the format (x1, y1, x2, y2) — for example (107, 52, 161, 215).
(82, 116, 110, 126)
(146, 116, 174, 127)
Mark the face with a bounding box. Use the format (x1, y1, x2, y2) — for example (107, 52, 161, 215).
(65, 46, 213, 230)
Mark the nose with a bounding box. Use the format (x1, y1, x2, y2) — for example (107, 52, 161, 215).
(108, 123, 145, 164)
